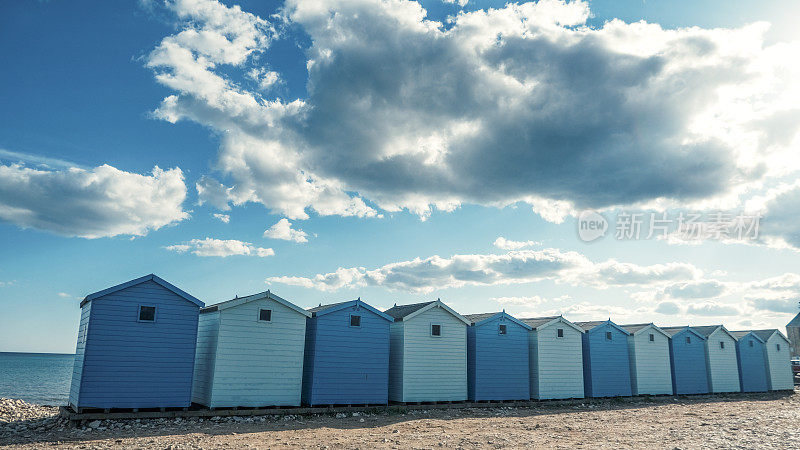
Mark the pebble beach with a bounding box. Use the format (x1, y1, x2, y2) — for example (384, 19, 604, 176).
(2, 390, 799, 449)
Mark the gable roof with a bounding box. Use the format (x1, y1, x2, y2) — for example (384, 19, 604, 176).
(81, 274, 203, 308)
(574, 319, 630, 335)
(308, 298, 393, 322)
(464, 312, 532, 330)
(752, 329, 790, 343)
(730, 330, 765, 343)
(520, 316, 584, 334)
(384, 300, 470, 325)
(660, 326, 707, 340)
(201, 290, 310, 317)
(787, 312, 800, 328)
(693, 325, 737, 341)
(620, 323, 671, 339)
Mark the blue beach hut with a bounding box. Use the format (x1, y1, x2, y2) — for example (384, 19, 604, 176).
(731, 330, 770, 392)
(302, 299, 393, 406)
(661, 326, 710, 395)
(69, 274, 203, 411)
(464, 312, 531, 401)
(575, 320, 633, 398)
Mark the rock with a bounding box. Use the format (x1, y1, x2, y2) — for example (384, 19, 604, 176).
(87, 420, 101, 429)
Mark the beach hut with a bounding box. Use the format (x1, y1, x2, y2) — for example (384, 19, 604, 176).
(69, 274, 203, 411)
(384, 300, 470, 403)
(731, 331, 769, 392)
(302, 299, 393, 406)
(694, 325, 741, 393)
(192, 291, 309, 408)
(620, 323, 673, 396)
(752, 329, 794, 391)
(521, 316, 585, 400)
(661, 326, 710, 395)
(575, 320, 633, 398)
(464, 312, 531, 401)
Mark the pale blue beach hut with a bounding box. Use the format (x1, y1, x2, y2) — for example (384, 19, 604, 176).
(752, 329, 794, 391)
(694, 325, 741, 393)
(620, 323, 673, 395)
(465, 312, 531, 401)
(192, 291, 310, 408)
(521, 316, 585, 400)
(575, 320, 633, 398)
(384, 300, 470, 403)
(661, 326, 710, 395)
(302, 299, 393, 406)
(69, 274, 203, 411)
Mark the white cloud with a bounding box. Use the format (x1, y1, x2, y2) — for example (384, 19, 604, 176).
(213, 213, 230, 223)
(263, 218, 308, 243)
(267, 247, 704, 294)
(166, 237, 274, 257)
(0, 162, 188, 238)
(148, 0, 800, 223)
(493, 237, 540, 250)
(57, 292, 71, 298)
(491, 294, 570, 309)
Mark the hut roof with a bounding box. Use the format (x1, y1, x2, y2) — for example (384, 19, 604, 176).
(384, 300, 469, 324)
(307, 299, 393, 322)
(463, 312, 532, 330)
(81, 274, 203, 308)
(201, 290, 310, 317)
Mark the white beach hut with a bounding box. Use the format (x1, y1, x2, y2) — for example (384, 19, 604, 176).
(521, 316, 585, 400)
(752, 329, 794, 391)
(192, 291, 310, 408)
(694, 325, 741, 393)
(621, 323, 673, 395)
(384, 300, 470, 403)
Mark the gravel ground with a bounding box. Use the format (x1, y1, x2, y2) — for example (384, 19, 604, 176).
(1, 391, 798, 449)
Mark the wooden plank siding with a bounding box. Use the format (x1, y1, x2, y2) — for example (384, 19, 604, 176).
(667, 329, 710, 395)
(467, 315, 530, 401)
(763, 333, 793, 390)
(705, 329, 741, 393)
(531, 321, 584, 400)
(581, 324, 632, 398)
(391, 307, 467, 402)
(627, 328, 673, 395)
(68, 302, 91, 408)
(734, 334, 769, 392)
(73, 280, 200, 409)
(191, 311, 219, 406)
(201, 298, 307, 408)
(302, 302, 390, 405)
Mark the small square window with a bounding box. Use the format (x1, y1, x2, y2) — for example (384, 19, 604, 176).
(649, 333, 655, 342)
(685, 336, 691, 344)
(749, 340, 754, 347)
(350, 315, 362, 327)
(431, 324, 442, 337)
(606, 331, 612, 341)
(777, 343, 781, 351)
(138, 306, 156, 322)
(719, 341, 725, 349)
(498, 324, 507, 335)
(557, 328, 564, 338)
(258, 309, 272, 322)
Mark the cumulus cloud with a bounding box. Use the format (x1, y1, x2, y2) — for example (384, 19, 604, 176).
(213, 213, 230, 223)
(266, 247, 704, 293)
(147, 0, 800, 222)
(0, 162, 188, 238)
(57, 292, 71, 298)
(263, 218, 308, 243)
(166, 237, 274, 257)
(491, 294, 570, 308)
(493, 237, 540, 250)
(685, 302, 740, 316)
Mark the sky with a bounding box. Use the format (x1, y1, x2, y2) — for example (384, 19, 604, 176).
(1, 0, 800, 353)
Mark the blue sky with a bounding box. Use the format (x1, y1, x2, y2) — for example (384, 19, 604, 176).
(1, 0, 800, 353)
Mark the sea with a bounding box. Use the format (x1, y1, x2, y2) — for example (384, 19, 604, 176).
(0, 352, 75, 405)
